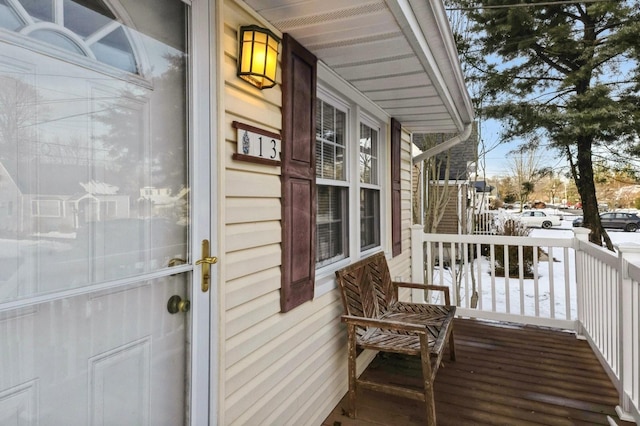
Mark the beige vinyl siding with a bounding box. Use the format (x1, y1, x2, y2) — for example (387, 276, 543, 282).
(220, 2, 418, 424)
(435, 187, 459, 234)
(388, 127, 414, 297)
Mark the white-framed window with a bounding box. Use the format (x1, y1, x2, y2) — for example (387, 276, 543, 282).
(100, 200, 118, 218)
(316, 95, 349, 268)
(315, 86, 384, 270)
(359, 121, 380, 250)
(31, 199, 61, 217)
(0, 0, 140, 75)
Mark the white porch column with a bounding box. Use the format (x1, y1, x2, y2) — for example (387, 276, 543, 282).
(573, 228, 590, 336)
(615, 243, 640, 424)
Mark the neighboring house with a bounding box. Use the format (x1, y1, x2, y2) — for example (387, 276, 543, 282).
(0, 161, 20, 235)
(473, 180, 494, 211)
(413, 125, 479, 234)
(0, 1, 474, 425)
(0, 162, 129, 235)
(138, 186, 189, 221)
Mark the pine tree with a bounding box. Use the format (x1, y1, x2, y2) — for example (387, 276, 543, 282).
(448, 0, 640, 248)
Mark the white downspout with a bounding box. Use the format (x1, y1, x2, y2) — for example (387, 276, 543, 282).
(411, 122, 473, 165)
(412, 121, 474, 229)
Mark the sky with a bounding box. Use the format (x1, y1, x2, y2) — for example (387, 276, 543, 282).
(477, 118, 570, 179)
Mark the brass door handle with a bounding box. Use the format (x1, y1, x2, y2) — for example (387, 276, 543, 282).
(196, 240, 217, 292)
(168, 258, 186, 267)
(195, 257, 218, 265)
(167, 295, 190, 314)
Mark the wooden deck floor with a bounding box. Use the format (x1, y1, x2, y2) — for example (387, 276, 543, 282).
(323, 318, 631, 425)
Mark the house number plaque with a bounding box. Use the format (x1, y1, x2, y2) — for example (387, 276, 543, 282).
(232, 121, 281, 166)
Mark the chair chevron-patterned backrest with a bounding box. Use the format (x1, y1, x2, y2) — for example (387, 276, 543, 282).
(335, 252, 396, 320)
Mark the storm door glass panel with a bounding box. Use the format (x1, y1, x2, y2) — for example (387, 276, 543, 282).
(0, 0, 189, 301)
(0, 1, 194, 424)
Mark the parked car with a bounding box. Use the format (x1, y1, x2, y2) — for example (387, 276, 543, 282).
(572, 212, 640, 232)
(517, 210, 562, 229)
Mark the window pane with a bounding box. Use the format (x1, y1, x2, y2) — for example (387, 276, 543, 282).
(315, 98, 323, 139)
(360, 123, 378, 184)
(31, 29, 86, 54)
(321, 142, 335, 178)
(20, 0, 53, 22)
(317, 185, 348, 266)
(91, 26, 137, 73)
(335, 107, 345, 145)
(316, 98, 346, 181)
(315, 136, 323, 175)
(3, 0, 144, 74)
(360, 188, 380, 250)
(32, 199, 61, 217)
(0, 0, 22, 30)
(335, 146, 345, 182)
(322, 103, 335, 142)
(64, 0, 114, 37)
(0, 0, 189, 302)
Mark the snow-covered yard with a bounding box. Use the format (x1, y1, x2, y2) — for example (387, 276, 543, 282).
(429, 212, 640, 322)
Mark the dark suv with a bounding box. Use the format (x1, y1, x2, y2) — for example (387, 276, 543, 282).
(573, 212, 640, 232)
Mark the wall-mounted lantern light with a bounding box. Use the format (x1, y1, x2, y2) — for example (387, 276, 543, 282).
(237, 25, 281, 89)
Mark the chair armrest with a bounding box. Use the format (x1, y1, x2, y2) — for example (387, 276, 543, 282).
(393, 281, 452, 305)
(341, 315, 426, 334)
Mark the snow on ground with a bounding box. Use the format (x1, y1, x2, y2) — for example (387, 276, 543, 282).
(432, 211, 640, 321)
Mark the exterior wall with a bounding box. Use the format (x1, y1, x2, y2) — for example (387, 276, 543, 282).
(391, 128, 415, 293)
(0, 165, 19, 234)
(219, 2, 414, 424)
(425, 182, 471, 235)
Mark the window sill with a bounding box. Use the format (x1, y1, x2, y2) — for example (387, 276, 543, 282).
(314, 247, 386, 298)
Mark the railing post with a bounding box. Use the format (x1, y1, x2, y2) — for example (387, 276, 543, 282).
(411, 225, 426, 303)
(615, 243, 640, 423)
(572, 228, 590, 336)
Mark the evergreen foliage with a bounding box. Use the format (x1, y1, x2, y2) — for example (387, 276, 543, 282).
(447, 0, 640, 248)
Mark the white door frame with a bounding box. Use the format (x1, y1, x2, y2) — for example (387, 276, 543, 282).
(189, 0, 217, 423)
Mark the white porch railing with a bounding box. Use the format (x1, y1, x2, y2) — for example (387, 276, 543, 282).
(410, 225, 640, 424)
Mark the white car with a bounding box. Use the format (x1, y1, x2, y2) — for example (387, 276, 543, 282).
(517, 210, 562, 229)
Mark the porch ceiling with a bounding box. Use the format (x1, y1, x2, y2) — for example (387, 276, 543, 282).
(242, 0, 475, 134)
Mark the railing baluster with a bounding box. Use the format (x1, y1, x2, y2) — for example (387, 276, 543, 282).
(476, 242, 483, 310)
(548, 246, 555, 318)
(463, 242, 470, 309)
(438, 242, 444, 287)
(518, 245, 524, 315)
(504, 244, 510, 313)
(490, 244, 496, 312)
(450, 242, 457, 306)
(533, 243, 540, 317)
(564, 247, 571, 320)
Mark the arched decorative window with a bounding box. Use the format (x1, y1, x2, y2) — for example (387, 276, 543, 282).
(0, 0, 140, 74)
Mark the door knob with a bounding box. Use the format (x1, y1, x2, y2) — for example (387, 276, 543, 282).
(167, 295, 190, 314)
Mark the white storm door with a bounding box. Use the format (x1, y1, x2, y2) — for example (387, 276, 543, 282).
(0, 0, 212, 425)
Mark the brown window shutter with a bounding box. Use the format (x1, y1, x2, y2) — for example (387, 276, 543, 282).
(391, 118, 402, 257)
(281, 34, 317, 312)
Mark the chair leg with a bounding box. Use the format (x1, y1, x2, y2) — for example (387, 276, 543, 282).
(420, 334, 437, 425)
(346, 325, 357, 418)
(448, 328, 456, 361)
